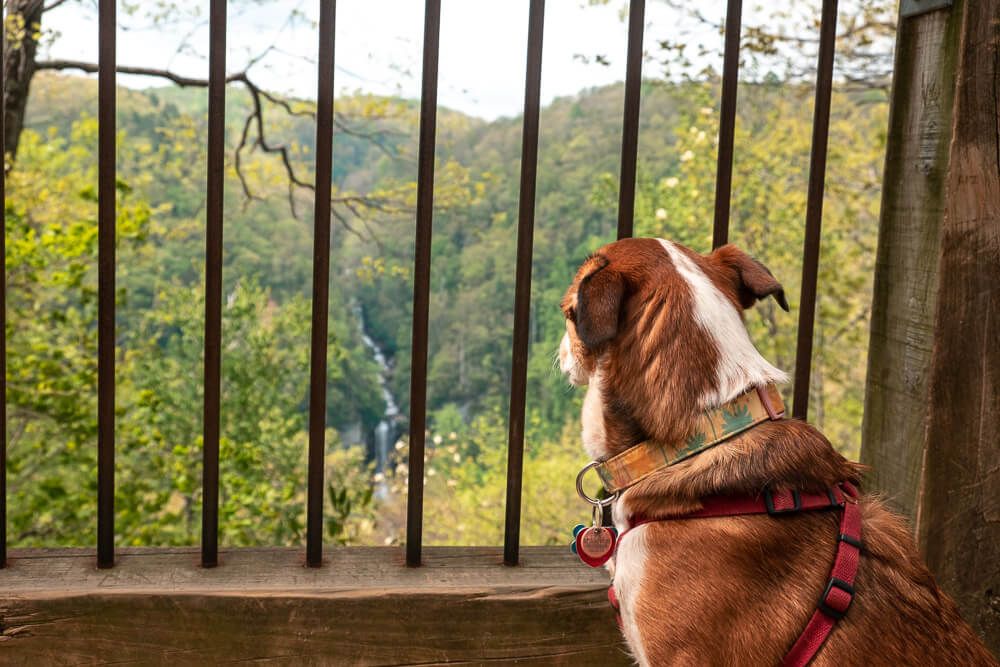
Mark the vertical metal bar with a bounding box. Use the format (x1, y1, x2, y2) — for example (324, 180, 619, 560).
(616, 0, 645, 240)
(97, 0, 117, 570)
(306, 0, 336, 569)
(202, 0, 227, 568)
(405, 0, 441, 567)
(792, 0, 839, 421)
(0, 5, 6, 570)
(712, 0, 743, 249)
(503, 0, 545, 568)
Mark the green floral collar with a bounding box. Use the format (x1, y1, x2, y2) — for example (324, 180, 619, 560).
(593, 384, 785, 495)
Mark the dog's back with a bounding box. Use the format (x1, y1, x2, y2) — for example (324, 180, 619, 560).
(617, 424, 997, 666)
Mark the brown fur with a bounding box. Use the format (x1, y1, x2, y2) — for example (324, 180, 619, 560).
(561, 238, 997, 666)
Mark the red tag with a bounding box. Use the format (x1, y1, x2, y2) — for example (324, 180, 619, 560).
(575, 526, 616, 567)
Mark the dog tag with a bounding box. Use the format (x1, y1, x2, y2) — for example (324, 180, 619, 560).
(575, 525, 616, 567)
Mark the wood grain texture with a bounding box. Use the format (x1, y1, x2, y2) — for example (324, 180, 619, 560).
(0, 546, 631, 665)
(860, 6, 960, 520)
(918, 0, 1000, 654)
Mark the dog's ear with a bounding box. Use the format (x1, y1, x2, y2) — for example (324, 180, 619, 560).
(575, 257, 625, 348)
(711, 244, 789, 312)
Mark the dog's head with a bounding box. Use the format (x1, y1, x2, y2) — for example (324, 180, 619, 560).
(559, 238, 789, 458)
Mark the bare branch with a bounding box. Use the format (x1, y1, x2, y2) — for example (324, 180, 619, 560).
(233, 113, 261, 203)
(653, 0, 894, 88)
(256, 88, 402, 157)
(42, 0, 73, 12)
(35, 59, 243, 86)
(33, 58, 414, 231)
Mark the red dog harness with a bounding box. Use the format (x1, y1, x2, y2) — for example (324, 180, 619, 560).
(608, 482, 862, 667)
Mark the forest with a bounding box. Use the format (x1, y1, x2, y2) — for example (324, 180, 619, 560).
(5, 1, 891, 549)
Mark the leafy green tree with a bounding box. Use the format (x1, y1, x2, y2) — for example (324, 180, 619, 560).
(376, 412, 591, 547)
(5, 120, 150, 544)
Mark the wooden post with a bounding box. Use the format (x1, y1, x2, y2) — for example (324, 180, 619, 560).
(860, 4, 958, 523)
(918, 0, 1000, 651)
(862, 0, 999, 653)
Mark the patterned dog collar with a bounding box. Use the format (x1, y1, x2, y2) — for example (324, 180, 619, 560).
(590, 384, 785, 495)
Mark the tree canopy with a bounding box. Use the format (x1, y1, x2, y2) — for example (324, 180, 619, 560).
(4, 0, 893, 548)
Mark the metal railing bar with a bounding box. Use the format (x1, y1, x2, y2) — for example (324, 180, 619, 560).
(0, 8, 6, 570)
(97, 0, 117, 570)
(201, 0, 227, 568)
(405, 0, 442, 567)
(502, 0, 546, 568)
(712, 0, 743, 250)
(792, 0, 839, 420)
(616, 0, 645, 240)
(306, 0, 337, 569)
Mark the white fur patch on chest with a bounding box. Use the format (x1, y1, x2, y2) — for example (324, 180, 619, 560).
(612, 499, 651, 667)
(657, 239, 787, 407)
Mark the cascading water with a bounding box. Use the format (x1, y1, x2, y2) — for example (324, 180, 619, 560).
(355, 304, 400, 497)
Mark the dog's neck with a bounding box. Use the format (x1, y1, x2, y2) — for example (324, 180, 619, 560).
(591, 385, 785, 496)
(580, 368, 859, 528)
(610, 419, 860, 528)
(582, 368, 772, 462)
(656, 239, 788, 407)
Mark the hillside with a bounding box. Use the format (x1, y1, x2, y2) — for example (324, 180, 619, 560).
(8, 72, 887, 547)
(23, 73, 687, 434)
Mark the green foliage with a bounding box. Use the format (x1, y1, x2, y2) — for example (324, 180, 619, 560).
(375, 413, 590, 546)
(5, 120, 151, 544)
(7, 67, 886, 547)
(326, 447, 376, 546)
(117, 280, 317, 546)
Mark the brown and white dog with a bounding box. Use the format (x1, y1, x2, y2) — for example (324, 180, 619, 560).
(559, 237, 996, 666)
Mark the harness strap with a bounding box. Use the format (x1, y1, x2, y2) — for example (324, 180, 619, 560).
(783, 483, 861, 667)
(613, 482, 861, 667)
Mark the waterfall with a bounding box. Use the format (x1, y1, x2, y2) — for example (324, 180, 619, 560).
(355, 304, 400, 493)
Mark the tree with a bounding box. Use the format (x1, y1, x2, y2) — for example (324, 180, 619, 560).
(4, 0, 404, 229)
(587, 0, 896, 88)
(4, 118, 151, 544)
(4, 105, 388, 547)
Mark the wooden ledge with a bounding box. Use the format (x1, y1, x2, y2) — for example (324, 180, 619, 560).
(0, 546, 630, 665)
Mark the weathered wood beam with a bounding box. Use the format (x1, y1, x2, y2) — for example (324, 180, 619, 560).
(0, 546, 629, 665)
(860, 5, 959, 520)
(862, 0, 999, 654)
(917, 0, 1000, 654)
